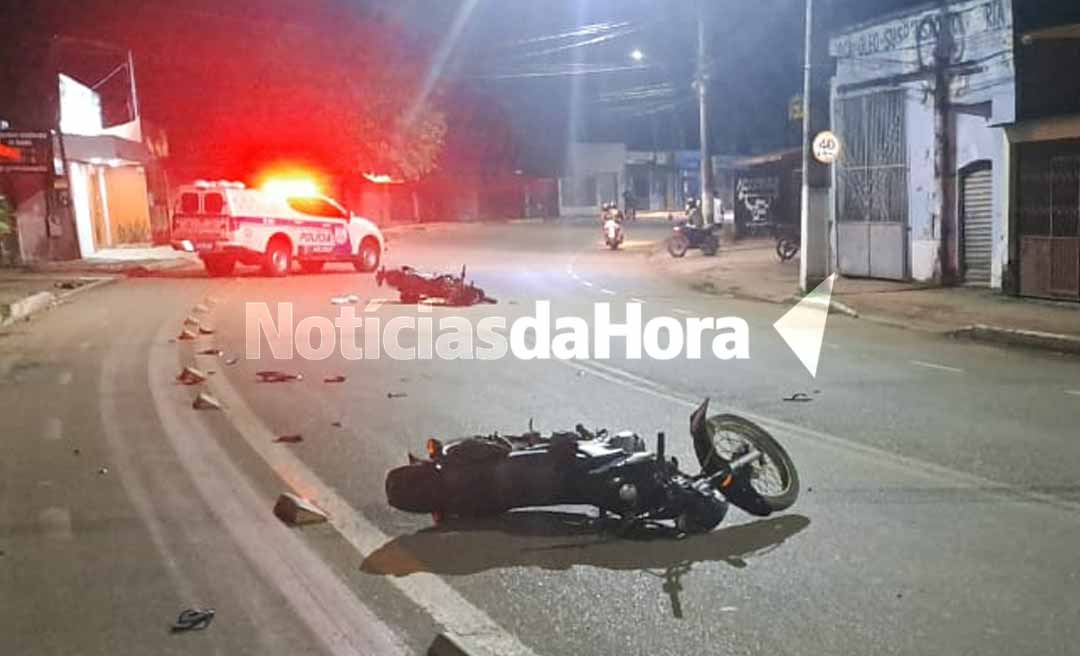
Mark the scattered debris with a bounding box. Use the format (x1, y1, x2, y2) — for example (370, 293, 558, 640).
(177, 366, 208, 385)
(197, 348, 223, 357)
(171, 608, 216, 633)
(273, 434, 303, 444)
(331, 421, 343, 428)
(177, 329, 197, 341)
(806, 486, 813, 493)
(54, 280, 83, 290)
(224, 357, 239, 366)
(347, 294, 360, 303)
(256, 370, 303, 383)
(98, 467, 109, 475)
(273, 492, 328, 525)
(323, 375, 346, 383)
(896, 593, 903, 599)
(387, 392, 408, 399)
(183, 316, 200, 328)
(192, 303, 210, 314)
(73, 448, 80, 456)
(330, 296, 351, 305)
(782, 392, 813, 403)
(193, 392, 222, 410)
(198, 325, 215, 335)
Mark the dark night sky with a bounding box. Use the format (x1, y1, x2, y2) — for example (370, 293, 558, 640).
(13, 0, 1065, 177)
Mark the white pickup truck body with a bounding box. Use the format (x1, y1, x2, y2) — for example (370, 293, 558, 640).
(170, 181, 384, 276)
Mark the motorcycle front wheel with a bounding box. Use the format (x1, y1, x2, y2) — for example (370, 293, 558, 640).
(667, 234, 690, 258)
(706, 414, 799, 515)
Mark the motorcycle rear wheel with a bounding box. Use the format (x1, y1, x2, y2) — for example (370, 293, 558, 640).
(706, 414, 799, 514)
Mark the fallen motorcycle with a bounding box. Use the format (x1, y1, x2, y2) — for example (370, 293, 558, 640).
(385, 399, 799, 534)
(375, 265, 497, 306)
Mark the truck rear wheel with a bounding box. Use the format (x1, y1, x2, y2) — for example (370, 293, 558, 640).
(203, 255, 236, 277)
(263, 237, 292, 277)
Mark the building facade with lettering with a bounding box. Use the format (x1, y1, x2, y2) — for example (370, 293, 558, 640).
(828, 0, 1015, 286)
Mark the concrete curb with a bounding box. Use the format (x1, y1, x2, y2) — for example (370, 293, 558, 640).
(0, 291, 54, 326)
(949, 323, 1080, 355)
(0, 276, 116, 327)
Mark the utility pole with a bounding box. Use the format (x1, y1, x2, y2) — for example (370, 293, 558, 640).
(799, 0, 831, 292)
(932, 1, 955, 283)
(697, 0, 714, 225)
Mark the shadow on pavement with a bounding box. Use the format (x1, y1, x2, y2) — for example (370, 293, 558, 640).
(361, 511, 810, 578)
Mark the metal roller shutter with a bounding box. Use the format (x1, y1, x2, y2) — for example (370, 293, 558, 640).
(962, 167, 993, 285)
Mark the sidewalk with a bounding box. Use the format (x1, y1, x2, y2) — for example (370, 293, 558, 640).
(29, 245, 199, 275)
(1, 246, 197, 326)
(652, 239, 1080, 354)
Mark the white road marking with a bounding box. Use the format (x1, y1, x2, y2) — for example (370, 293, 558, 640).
(43, 417, 63, 441)
(563, 358, 1080, 516)
(58, 370, 73, 385)
(203, 346, 539, 656)
(1065, 390, 1080, 397)
(39, 507, 73, 541)
(582, 281, 594, 288)
(909, 360, 965, 374)
(600, 288, 615, 295)
(146, 319, 407, 655)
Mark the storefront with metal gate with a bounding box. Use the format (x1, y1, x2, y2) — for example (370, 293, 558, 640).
(829, 0, 1015, 285)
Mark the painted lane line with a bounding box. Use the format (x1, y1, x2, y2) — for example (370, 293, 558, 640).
(1066, 390, 1080, 397)
(39, 507, 73, 541)
(909, 360, 965, 374)
(148, 322, 407, 655)
(582, 281, 594, 288)
(600, 288, 616, 296)
(563, 358, 1080, 517)
(204, 346, 540, 656)
(43, 416, 63, 441)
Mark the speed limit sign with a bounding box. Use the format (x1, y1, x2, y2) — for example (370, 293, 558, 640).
(812, 131, 841, 164)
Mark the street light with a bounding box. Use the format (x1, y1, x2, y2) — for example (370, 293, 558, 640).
(630, 49, 645, 62)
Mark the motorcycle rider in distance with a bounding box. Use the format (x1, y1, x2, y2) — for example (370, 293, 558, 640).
(622, 188, 637, 222)
(685, 197, 704, 228)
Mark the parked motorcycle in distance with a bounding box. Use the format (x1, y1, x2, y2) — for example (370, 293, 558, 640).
(601, 201, 625, 250)
(385, 399, 800, 534)
(773, 223, 801, 262)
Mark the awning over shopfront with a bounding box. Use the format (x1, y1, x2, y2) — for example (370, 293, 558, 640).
(62, 133, 154, 166)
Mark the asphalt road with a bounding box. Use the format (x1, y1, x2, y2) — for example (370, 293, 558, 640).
(2, 218, 1079, 656)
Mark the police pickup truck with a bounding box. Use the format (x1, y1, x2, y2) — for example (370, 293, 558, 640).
(171, 181, 384, 277)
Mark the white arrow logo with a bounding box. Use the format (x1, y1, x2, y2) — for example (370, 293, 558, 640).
(773, 274, 836, 378)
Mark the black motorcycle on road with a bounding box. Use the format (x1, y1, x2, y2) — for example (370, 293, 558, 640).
(667, 198, 720, 258)
(385, 399, 800, 534)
